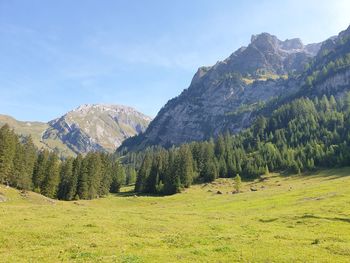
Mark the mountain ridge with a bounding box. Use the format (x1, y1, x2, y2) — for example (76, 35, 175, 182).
(0, 104, 151, 156)
(119, 25, 350, 152)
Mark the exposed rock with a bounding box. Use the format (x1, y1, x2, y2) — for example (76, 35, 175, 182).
(120, 32, 321, 151)
(0, 104, 151, 156)
(216, 191, 223, 194)
(120, 25, 350, 152)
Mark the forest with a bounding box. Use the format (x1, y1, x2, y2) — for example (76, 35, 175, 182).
(132, 92, 350, 195)
(1, 92, 350, 199)
(0, 125, 132, 200)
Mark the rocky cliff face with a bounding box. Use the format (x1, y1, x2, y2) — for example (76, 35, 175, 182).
(0, 104, 151, 156)
(43, 104, 151, 154)
(120, 26, 350, 151)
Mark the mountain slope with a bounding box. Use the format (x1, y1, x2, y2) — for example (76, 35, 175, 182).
(0, 114, 75, 156)
(120, 26, 350, 152)
(44, 104, 151, 154)
(0, 104, 151, 156)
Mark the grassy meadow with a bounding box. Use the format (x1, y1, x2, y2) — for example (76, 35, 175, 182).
(1, 168, 350, 262)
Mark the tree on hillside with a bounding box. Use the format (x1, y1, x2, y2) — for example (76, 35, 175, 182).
(77, 156, 89, 199)
(10, 136, 36, 190)
(110, 160, 125, 193)
(32, 149, 50, 192)
(0, 125, 17, 184)
(125, 166, 137, 185)
(135, 153, 152, 193)
(234, 174, 242, 193)
(57, 157, 74, 200)
(41, 153, 60, 198)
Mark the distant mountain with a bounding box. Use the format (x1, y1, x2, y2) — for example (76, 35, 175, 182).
(0, 104, 151, 156)
(120, 25, 350, 152)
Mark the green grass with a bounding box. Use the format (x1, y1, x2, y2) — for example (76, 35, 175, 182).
(1, 168, 350, 262)
(0, 114, 76, 157)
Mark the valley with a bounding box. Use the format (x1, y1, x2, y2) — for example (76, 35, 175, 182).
(1, 168, 350, 262)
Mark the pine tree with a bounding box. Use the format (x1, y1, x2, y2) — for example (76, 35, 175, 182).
(57, 157, 74, 200)
(203, 159, 218, 182)
(70, 154, 82, 200)
(135, 153, 152, 193)
(86, 153, 102, 199)
(32, 149, 50, 192)
(177, 145, 194, 188)
(0, 125, 17, 184)
(234, 174, 242, 193)
(10, 139, 35, 190)
(218, 156, 227, 178)
(22, 136, 36, 189)
(99, 154, 113, 197)
(163, 149, 181, 195)
(125, 166, 137, 185)
(110, 160, 125, 193)
(41, 153, 60, 198)
(77, 156, 89, 199)
(215, 134, 226, 158)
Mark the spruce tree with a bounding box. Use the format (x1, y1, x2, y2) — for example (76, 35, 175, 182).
(0, 124, 17, 184)
(70, 154, 82, 200)
(77, 156, 89, 199)
(57, 157, 74, 200)
(110, 160, 125, 193)
(41, 153, 60, 198)
(32, 149, 50, 192)
(234, 174, 242, 193)
(135, 153, 152, 193)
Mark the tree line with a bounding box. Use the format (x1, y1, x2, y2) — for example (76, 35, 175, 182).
(0, 125, 134, 200)
(132, 93, 350, 195)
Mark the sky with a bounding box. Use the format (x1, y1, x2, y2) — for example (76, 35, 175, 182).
(0, 0, 349, 122)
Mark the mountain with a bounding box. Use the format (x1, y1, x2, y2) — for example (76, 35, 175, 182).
(0, 104, 151, 156)
(0, 114, 74, 156)
(120, 25, 350, 152)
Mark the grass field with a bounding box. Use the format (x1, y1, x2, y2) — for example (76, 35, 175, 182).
(1, 168, 350, 262)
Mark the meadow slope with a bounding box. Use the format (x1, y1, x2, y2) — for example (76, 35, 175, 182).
(1, 168, 350, 262)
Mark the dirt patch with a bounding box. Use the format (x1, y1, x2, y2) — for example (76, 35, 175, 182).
(0, 193, 7, 202)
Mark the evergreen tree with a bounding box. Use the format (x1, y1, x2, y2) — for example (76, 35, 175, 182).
(125, 166, 137, 185)
(77, 156, 89, 199)
(110, 160, 125, 193)
(0, 125, 17, 184)
(32, 149, 50, 192)
(70, 154, 82, 200)
(135, 153, 152, 193)
(234, 174, 242, 193)
(41, 153, 60, 198)
(57, 157, 74, 200)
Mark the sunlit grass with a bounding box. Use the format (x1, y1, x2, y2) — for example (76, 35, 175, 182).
(1, 168, 350, 262)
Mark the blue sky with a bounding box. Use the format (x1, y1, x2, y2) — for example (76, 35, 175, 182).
(0, 0, 349, 121)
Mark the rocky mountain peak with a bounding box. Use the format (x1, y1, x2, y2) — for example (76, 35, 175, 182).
(250, 32, 280, 51)
(281, 38, 304, 51)
(43, 103, 151, 154)
(119, 26, 350, 152)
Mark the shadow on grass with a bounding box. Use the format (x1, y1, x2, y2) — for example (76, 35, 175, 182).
(280, 167, 350, 181)
(300, 214, 350, 224)
(110, 189, 165, 198)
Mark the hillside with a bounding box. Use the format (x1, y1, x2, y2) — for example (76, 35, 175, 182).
(44, 104, 151, 154)
(0, 104, 151, 156)
(120, 25, 350, 152)
(1, 168, 350, 262)
(0, 114, 74, 156)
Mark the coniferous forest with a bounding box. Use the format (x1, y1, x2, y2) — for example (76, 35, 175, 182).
(131, 93, 350, 195)
(0, 124, 127, 200)
(2, 92, 350, 199)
